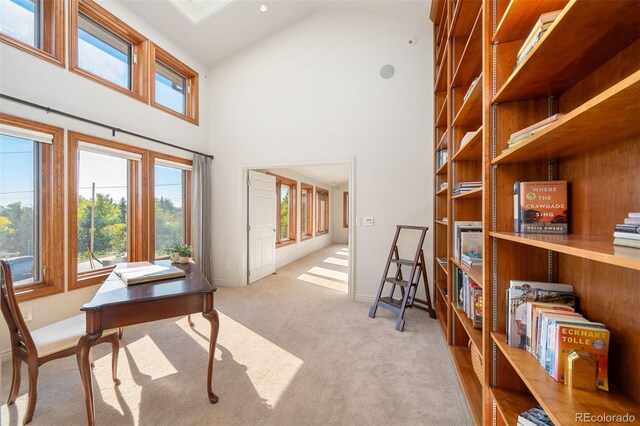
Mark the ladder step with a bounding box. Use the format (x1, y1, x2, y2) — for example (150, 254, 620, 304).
(378, 296, 403, 310)
(390, 258, 420, 266)
(384, 277, 410, 288)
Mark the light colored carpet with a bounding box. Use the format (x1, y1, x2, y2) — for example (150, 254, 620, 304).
(1, 244, 472, 426)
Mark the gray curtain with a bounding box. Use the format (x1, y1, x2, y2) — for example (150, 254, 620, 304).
(192, 154, 213, 282)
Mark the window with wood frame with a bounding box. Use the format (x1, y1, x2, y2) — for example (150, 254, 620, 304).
(151, 154, 192, 259)
(0, 114, 64, 301)
(274, 175, 297, 247)
(316, 188, 329, 235)
(151, 43, 199, 124)
(343, 191, 349, 228)
(300, 183, 314, 239)
(0, 0, 65, 66)
(69, 0, 148, 102)
(68, 132, 192, 290)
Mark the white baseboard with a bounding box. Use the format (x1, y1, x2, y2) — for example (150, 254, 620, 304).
(1, 348, 11, 361)
(354, 294, 376, 304)
(213, 279, 245, 288)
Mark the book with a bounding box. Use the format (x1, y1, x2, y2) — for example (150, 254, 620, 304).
(114, 263, 186, 285)
(508, 114, 565, 143)
(538, 313, 602, 369)
(629, 212, 640, 217)
(463, 75, 480, 101)
(532, 308, 580, 358)
(472, 291, 483, 329)
(460, 128, 480, 148)
(526, 301, 575, 353)
(613, 231, 640, 240)
(551, 325, 609, 390)
(624, 217, 640, 225)
(517, 180, 568, 234)
(614, 224, 640, 233)
(613, 237, 640, 248)
(461, 253, 482, 266)
(436, 256, 448, 265)
(514, 181, 521, 232)
(517, 405, 554, 426)
(461, 231, 482, 258)
(506, 280, 574, 348)
(453, 221, 482, 260)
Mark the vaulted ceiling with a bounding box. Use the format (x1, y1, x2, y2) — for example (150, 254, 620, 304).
(118, 0, 430, 67)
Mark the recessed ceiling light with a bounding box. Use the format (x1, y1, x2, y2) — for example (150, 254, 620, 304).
(260, 4, 268, 12)
(168, 0, 236, 24)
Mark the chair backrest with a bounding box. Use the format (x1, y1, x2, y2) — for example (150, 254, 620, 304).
(1, 259, 36, 358)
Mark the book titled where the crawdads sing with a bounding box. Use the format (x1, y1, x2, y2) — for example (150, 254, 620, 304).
(514, 180, 568, 234)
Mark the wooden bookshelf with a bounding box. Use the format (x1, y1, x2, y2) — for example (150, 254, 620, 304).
(432, 1, 640, 424)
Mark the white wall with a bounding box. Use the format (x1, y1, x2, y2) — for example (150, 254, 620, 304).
(264, 168, 334, 270)
(332, 182, 349, 244)
(208, 10, 434, 301)
(0, 0, 210, 354)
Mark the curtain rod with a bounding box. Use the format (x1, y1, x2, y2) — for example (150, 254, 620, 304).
(0, 93, 214, 160)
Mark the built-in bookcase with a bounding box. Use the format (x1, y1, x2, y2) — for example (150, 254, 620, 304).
(431, 0, 640, 424)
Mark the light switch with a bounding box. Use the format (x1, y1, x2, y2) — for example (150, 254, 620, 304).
(364, 217, 374, 226)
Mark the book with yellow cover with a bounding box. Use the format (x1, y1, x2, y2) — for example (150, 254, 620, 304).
(552, 325, 610, 391)
(115, 263, 186, 285)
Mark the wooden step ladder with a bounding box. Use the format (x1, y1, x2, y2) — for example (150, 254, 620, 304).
(368, 225, 437, 331)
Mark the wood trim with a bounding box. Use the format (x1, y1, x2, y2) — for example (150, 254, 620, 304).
(0, 114, 65, 301)
(150, 42, 199, 125)
(316, 188, 329, 235)
(0, 0, 65, 67)
(271, 174, 297, 246)
(301, 183, 314, 237)
(67, 131, 147, 290)
(69, 0, 149, 103)
(342, 191, 349, 228)
(148, 152, 193, 259)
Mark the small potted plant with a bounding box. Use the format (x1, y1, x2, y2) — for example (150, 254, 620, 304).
(165, 242, 181, 263)
(177, 244, 192, 264)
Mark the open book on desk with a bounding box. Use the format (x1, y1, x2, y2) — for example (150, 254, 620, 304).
(114, 262, 186, 285)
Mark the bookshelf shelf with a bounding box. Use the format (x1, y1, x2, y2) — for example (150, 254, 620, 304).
(450, 256, 482, 287)
(492, 0, 568, 43)
(435, 162, 448, 176)
(451, 126, 481, 161)
(491, 332, 640, 426)
(451, 187, 482, 200)
(490, 232, 640, 271)
(436, 96, 448, 128)
(437, 261, 448, 275)
(435, 38, 448, 70)
(451, 7, 482, 88)
(451, 303, 482, 353)
(493, 1, 640, 103)
(450, 0, 481, 38)
(437, 129, 448, 150)
(436, 282, 448, 301)
(492, 71, 640, 164)
(449, 346, 483, 425)
(452, 74, 482, 127)
(436, 187, 448, 196)
(435, 220, 448, 226)
(490, 387, 538, 426)
(435, 49, 448, 93)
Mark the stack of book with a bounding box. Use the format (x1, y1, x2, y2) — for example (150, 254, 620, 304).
(436, 148, 448, 169)
(439, 182, 448, 192)
(453, 181, 481, 196)
(506, 114, 565, 149)
(454, 221, 481, 259)
(455, 267, 482, 329)
(518, 405, 553, 426)
(463, 75, 480, 101)
(507, 280, 610, 390)
(515, 10, 562, 69)
(613, 213, 640, 248)
(514, 180, 568, 234)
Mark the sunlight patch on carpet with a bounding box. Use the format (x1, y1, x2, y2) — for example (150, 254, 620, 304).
(306, 266, 348, 282)
(323, 256, 349, 267)
(297, 273, 348, 293)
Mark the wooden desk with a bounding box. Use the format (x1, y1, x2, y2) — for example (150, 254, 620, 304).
(77, 261, 219, 425)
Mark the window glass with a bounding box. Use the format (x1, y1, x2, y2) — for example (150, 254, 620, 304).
(280, 184, 290, 241)
(0, 134, 40, 284)
(77, 150, 128, 272)
(301, 191, 307, 236)
(77, 12, 131, 89)
(155, 61, 187, 114)
(0, 0, 39, 47)
(319, 195, 326, 232)
(154, 164, 185, 258)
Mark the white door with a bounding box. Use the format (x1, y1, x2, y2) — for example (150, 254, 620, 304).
(248, 170, 276, 283)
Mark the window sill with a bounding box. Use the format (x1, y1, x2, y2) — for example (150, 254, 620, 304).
(276, 240, 297, 249)
(316, 231, 329, 236)
(15, 282, 64, 302)
(301, 235, 313, 241)
(150, 101, 199, 125)
(0, 34, 65, 68)
(70, 267, 115, 290)
(69, 66, 148, 105)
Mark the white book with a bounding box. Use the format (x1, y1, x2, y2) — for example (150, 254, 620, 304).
(614, 238, 640, 249)
(613, 232, 640, 241)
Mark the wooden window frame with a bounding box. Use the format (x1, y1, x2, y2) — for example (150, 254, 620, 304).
(343, 191, 349, 228)
(1, 114, 64, 301)
(273, 175, 297, 248)
(69, 0, 149, 103)
(0, 0, 65, 67)
(150, 42, 199, 125)
(316, 188, 329, 235)
(68, 131, 149, 290)
(300, 183, 314, 240)
(149, 152, 192, 260)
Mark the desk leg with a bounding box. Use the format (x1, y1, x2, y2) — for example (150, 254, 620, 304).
(202, 309, 220, 404)
(77, 332, 102, 426)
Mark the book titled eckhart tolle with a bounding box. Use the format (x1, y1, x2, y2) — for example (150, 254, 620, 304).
(514, 180, 568, 234)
